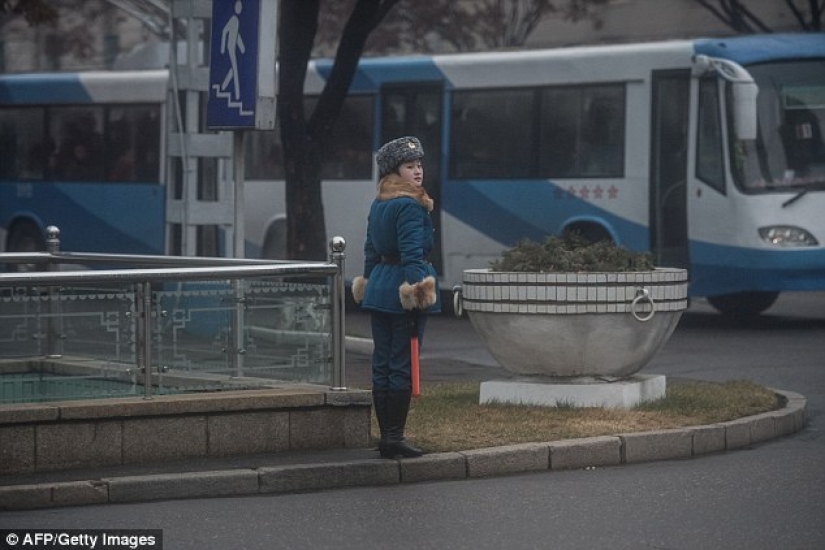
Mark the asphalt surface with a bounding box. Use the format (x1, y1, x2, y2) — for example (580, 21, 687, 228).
(0, 310, 810, 511)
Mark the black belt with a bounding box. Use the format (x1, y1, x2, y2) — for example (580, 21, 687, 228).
(381, 255, 401, 265)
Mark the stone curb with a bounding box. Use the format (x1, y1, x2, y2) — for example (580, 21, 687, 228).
(0, 389, 805, 511)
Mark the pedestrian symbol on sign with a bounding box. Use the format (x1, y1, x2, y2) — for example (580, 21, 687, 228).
(211, 0, 253, 117)
(220, 1, 246, 102)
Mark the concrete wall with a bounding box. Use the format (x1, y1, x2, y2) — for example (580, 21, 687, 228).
(0, 386, 371, 475)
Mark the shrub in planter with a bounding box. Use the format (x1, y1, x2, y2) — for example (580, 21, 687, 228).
(490, 233, 654, 274)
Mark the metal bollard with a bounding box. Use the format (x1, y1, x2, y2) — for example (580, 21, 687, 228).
(45, 226, 63, 358)
(330, 236, 347, 390)
(135, 281, 154, 399)
(230, 278, 246, 378)
(45, 225, 61, 257)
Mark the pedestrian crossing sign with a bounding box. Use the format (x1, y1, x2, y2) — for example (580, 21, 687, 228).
(207, 0, 277, 130)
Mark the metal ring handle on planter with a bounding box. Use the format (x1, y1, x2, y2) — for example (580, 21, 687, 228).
(453, 285, 463, 318)
(631, 287, 656, 322)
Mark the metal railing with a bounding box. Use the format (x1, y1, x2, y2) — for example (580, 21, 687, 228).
(0, 227, 347, 403)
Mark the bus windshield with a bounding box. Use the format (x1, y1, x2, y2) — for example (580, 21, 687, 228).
(732, 60, 825, 192)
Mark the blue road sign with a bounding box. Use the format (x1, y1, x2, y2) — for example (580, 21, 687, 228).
(207, 0, 261, 129)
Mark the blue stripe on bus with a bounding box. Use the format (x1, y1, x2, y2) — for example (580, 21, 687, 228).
(0, 73, 92, 104)
(694, 33, 825, 66)
(443, 179, 649, 251)
(689, 240, 825, 296)
(56, 184, 165, 253)
(1, 183, 164, 254)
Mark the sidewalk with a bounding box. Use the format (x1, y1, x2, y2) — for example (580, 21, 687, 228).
(0, 313, 808, 511)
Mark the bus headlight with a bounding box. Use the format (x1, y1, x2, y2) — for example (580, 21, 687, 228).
(758, 226, 819, 247)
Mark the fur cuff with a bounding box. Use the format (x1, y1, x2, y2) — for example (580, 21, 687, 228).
(399, 276, 437, 310)
(352, 276, 367, 304)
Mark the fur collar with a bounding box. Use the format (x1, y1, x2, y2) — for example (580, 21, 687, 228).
(377, 174, 434, 212)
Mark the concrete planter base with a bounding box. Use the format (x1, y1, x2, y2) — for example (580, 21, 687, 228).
(480, 374, 667, 409)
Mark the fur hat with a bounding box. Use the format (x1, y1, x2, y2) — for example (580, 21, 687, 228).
(376, 136, 424, 177)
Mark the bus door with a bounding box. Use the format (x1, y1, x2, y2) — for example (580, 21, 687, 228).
(649, 70, 690, 269)
(380, 84, 444, 275)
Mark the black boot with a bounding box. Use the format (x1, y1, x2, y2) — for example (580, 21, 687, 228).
(381, 390, 423, 459)
(372, 390, 390, 457)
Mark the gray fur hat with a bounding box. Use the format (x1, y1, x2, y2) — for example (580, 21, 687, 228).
(376, 136, 424, 177)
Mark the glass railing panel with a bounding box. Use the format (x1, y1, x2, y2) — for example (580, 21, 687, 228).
(57, 283, 136, 364)
(1, 246, 344, 403)
(151, 277, 333, 392)
(243, 278, 333, 385)
(0, 283, 136, 363)
(0, 283, 149, 404)
(152, 280, 236, 391)
(0, 286, 45, 359)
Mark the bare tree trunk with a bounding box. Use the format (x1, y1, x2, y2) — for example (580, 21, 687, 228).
(278, 0, 400, 261)
(279, 0, 325, 260)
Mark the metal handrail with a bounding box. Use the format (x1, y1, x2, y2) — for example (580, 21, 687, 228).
(0, 227, 348, 398)
(0, 262, 338, 286)
(0, 250, 297, 269)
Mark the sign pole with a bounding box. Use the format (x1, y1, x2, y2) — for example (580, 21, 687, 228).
(207, 0, 278, 259)
(233, 131, 245, 258)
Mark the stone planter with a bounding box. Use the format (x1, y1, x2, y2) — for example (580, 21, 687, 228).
(460, 267, 688, 379)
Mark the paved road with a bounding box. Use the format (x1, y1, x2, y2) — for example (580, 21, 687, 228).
(2, 292, 823, 549)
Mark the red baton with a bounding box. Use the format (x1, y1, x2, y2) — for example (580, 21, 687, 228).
(411, 314, 420, 397)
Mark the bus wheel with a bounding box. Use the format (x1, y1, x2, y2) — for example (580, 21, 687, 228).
(562, 224, 612, 244)
(6, 220, 45, 272)
(261, 220, 287, 260)
(707, 291, 780, 318)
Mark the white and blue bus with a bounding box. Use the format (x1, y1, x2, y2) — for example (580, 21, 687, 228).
(0, 70, 167, 257)
(1, 34, 824, 316)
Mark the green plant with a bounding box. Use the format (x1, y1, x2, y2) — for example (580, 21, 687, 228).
(490, 233, 654, 273)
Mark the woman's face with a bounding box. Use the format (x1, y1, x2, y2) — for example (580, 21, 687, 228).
(397, 159, 424, 187)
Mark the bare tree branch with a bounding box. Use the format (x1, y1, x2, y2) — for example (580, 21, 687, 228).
(1, 0, 57, 25)
(694, 0, 820, 33)
(784, 0, 823, 30)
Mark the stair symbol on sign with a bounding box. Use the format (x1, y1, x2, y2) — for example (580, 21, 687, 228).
(212, 84, 253, 116)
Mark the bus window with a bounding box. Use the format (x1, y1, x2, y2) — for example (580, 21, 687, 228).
(48, 107, 105, 182)
(246, 127, 284, 180)
(106, 106, 161, 182)
(245, 95, 373, 181)
(0, 107, 45, 180)
(382, 93, 407, 144)
(319, 95, 373, 180)
(731, 60, 825, 191)
(134, 108, 161, 181)
(539, 85, 625, 178)
(450, 89, 534, 179)
(696, 78, 725, 193)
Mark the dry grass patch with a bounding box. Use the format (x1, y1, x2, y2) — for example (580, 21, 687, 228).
(378, 380, 780, 453)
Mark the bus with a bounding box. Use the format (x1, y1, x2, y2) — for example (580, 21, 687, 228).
(1, 34, 824, 317)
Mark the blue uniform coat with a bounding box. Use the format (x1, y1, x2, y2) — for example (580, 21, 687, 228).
(354, 174, 440, 314)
